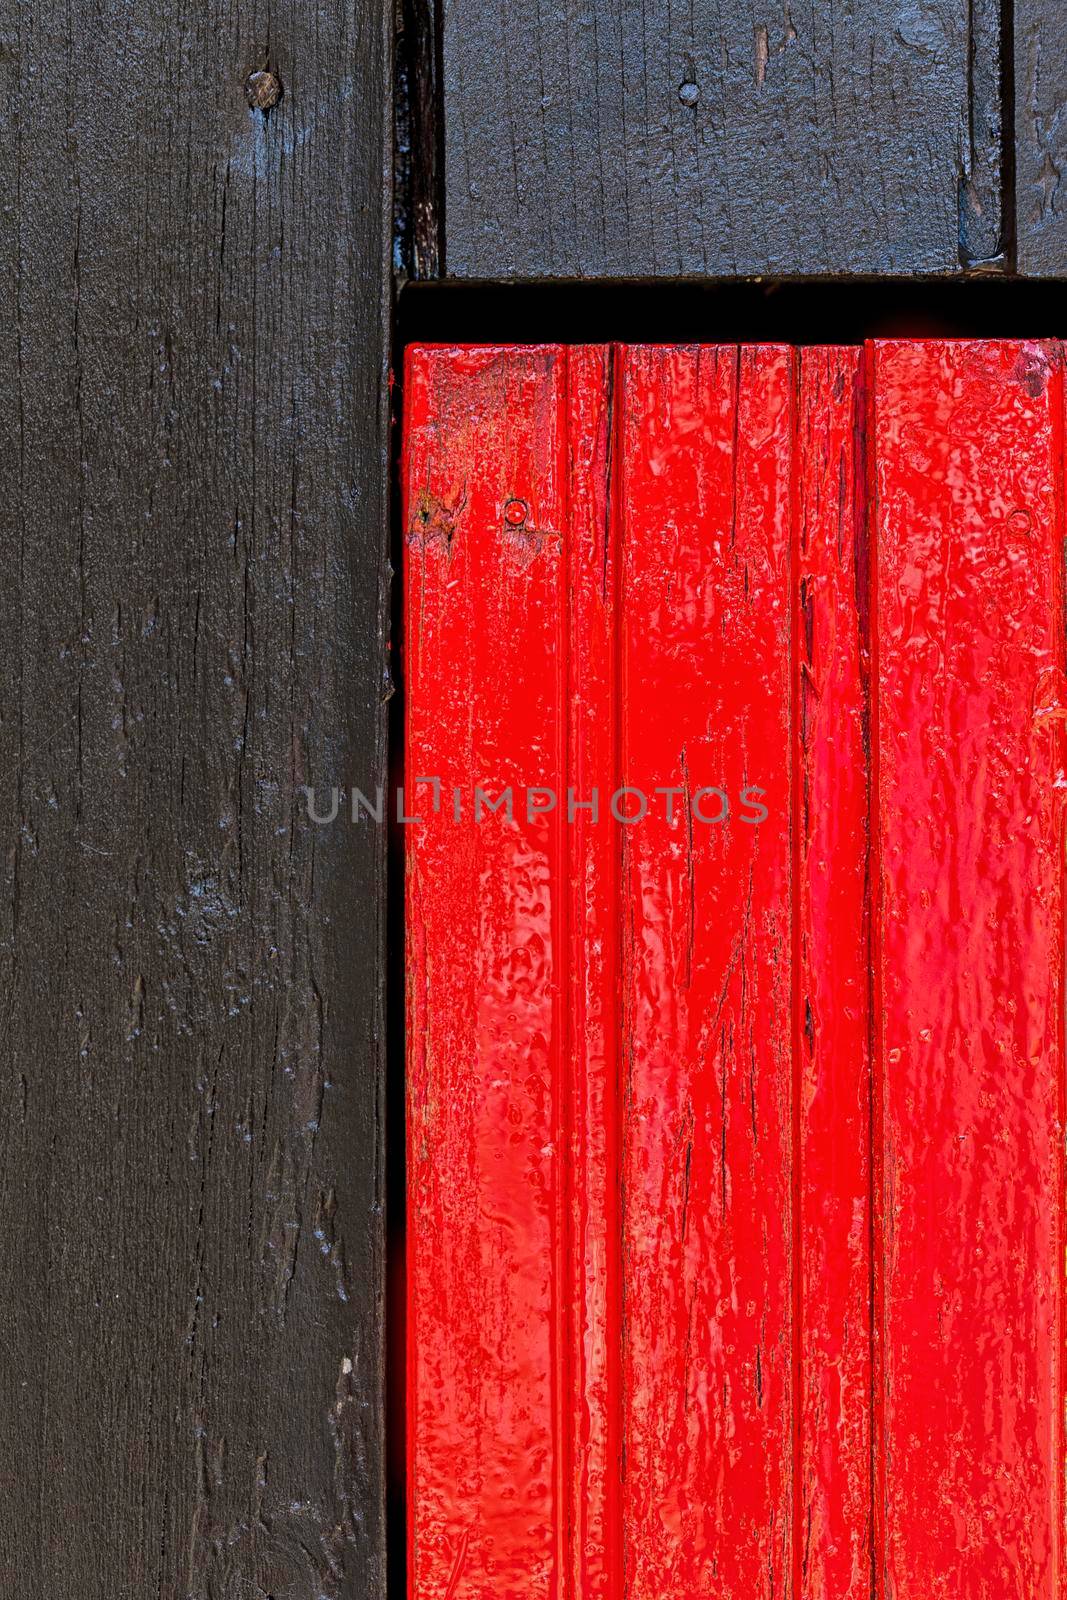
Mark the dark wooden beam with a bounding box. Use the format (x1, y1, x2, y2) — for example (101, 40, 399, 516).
(440, 0, 1004, 279)
(0, 0, 390, 1591)
(1015, 0, 1067, 274)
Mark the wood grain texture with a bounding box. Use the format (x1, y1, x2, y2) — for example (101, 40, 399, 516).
(872, 340, 1066, 1598)
(1015, 0, 1067, 274)
(405, 341, 1067, 1600)
(396, 0, 442, 276)
(797, 348, 871, 1600)
(441, 0, 1003, 279)
(404, 345, 868, 1598)
(618, 346, 796, 1598)
(0, 0, 391, 1592)
(404, 345, 624, 1600)
(404, 346, 577, 1600)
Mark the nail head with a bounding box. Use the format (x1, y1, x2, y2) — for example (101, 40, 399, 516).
(246, 69, 282, 111)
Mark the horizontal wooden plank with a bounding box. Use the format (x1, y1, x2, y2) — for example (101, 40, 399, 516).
(440, 0, 1002, 278)
(1015, 0, 1067, 274)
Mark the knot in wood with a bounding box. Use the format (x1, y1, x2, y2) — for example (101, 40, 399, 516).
(245, 69, 282, 110)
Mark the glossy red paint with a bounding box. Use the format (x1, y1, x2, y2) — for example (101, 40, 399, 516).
(404, 346, 620, 1600)
(403, 343, 1066, 1600)
(872, 341, 1066, 1599)
(616, 346, 794, 1598)
(797, 347, 872, 1600)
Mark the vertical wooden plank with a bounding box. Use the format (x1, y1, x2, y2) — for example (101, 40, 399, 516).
(404, 344, 616, 1600)
(441, 0, 999, 278)
(1015, 2, 1067, 275)
(796, 349, 872, 1600)
(0, 0, 391, 1590)
(564, 348, 625, 1600)
(404, 345, 567, 1600)
(872, 340, 1066, 1597)
(961, 0, 1006, 267)
(396, 0, 442, 276)
(618, 347, 795, 1598)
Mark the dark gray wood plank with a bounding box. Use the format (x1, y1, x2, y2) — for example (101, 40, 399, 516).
(397, 0, 443, 276)
(0, 0, 390, 1592)
(442, 0, 1002, 279)
(963, 0, 1007, 269)
(1015, 0, 1067, 275)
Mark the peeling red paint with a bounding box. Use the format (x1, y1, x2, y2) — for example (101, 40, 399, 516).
(872, 340, 1066, 1599)
(403, 343, 1066, 1600)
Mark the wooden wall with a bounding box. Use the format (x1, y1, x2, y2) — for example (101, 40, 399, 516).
(434, 0, 1067, 280)
(2, 0, 1066, 1593)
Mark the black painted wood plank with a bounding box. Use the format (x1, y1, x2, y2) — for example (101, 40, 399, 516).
(963, 0, 1007, 269)
(441, 0, 1002, 280)
(1015, 0, 1067, 275)
(0, 0, 390, 1592)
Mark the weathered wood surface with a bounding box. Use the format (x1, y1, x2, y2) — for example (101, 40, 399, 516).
(440, 0, 1004, 279)
(1015, 0, 1067, 275)
(404, 341, 1067, 1599)
(0, 0, 390, 1593)
(871, 339, 1066, 1594)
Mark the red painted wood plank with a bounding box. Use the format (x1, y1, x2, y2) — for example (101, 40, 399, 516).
(872, 340, 1066, 1598)
(563, 347, 624, 1600)
(616, 346, 796, 1599)
(403, 345, 617, 1600)
(796, 348, 872, 1600)
(405, 339, 1067, 1600)
(404, 345, 570, 1600)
